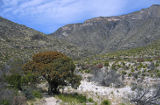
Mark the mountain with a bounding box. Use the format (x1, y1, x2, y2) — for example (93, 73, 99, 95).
(0, 17, 88, 68)
(49, 5, 160, 54)
(1, 5, 160, 68)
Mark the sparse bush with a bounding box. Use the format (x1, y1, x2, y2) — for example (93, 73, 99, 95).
(94, 102, 98, 105)
(130, 83, 160, 105)
(0, 88, 27, 105)
(5, 74, 22, 90)
(128, 73, 132, 77)
(104, 61, 109, 67)
(131, 69, 135, 73)
(101, 100, 111, 105)
(155, 62, 159, 67)
(0, 99, 9, 105)
(157, 70, 160, 77)
(121, 71, 127, 75)
(32, 90, 42, 99)
(111, 64, 116, 70)
(5, 73, 36, 91)
(102, 70, 124, 88)
(22, 87, 34, 100)
(88, 98, 94, 102)
(142, 73, 146, 76)
(122, 62, 125, 66)
(57, 93, 87, 104)
(133, 73, 138, 79)
(84, 69, 91, 73)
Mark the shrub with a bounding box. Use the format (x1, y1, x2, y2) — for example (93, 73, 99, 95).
(0, 99, 9, 105)
(32, 90, 42, 99)
(22, 87, 34, 100)
(5, 74, 22, 90)
(131, 69, 135, 73)
(128, 73, 132, 77)
(130, 83, 160, 105)
(5, 73, 36, 91)
(88, 98, 94, 102)
(121, 71, 127, 75)
(102, 70, 123, 88)
(104, 61, 109, 67)
(84, 69, 91, 73)
(111, 64, 116, 70)
(101, 100, 111, 105)
(57, 93, 87, 104)
(157, 70, 160, 77)
(0, 88, 27, 105)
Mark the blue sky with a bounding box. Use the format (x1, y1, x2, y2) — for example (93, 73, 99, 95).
(0, 0, 160, 34)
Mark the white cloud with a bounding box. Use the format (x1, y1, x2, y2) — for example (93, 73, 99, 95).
(0, 0, 126, 22)
(0, 0, 160, 33)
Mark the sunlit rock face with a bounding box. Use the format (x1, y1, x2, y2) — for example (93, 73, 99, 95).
(49, 5, 160, 55)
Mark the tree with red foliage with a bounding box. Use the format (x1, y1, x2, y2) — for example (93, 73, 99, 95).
(23, 51, 81, 95)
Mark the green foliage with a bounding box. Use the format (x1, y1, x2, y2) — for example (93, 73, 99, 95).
(56, 93, 88, 104)
(104, 61, 109, 67)
(84, 69, 91, 73)
(23, 51, 81, 94)
(119, 103, 125, 105)
(88, 98, 94, 102)
(6, 74, 22, 90)
(22, 87, 42, 100)
(94, 102, 98, 105)
(101, 100, 111, 105)
(32, 90, 42, 99)
(121, 71, 127, 75)
(111, 64, 116, 70)
(0, 99, 9, 105)
(128, 73, 132, 77)
(22, 87, 34, 100)
(155, 62, 159, 67)
(156, 70, 160, 77)
(131, 69, 135, 73)
(5, 73, 36, 90)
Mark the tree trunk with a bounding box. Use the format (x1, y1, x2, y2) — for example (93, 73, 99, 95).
(48, 82, 53, 95)
(52, 83, 59, 94)
(48, 81, 59, 95)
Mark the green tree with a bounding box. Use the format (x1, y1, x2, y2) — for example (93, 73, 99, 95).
(6, 73, 36, 90)
(3, 57, 36, 90)
(23, 51, 81, 95)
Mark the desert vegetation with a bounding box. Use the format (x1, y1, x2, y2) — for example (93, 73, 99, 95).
(1, 5, 160, 105)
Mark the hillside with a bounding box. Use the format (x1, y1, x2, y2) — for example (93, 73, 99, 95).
(75, 37, 160, 84)
(0, 4, 160, 105)
(49, 5, 160, 54)
(0, 16, 89, 68)
(1, 5, 160, 68)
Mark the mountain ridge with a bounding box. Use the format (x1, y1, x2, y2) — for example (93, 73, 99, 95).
(0, 16, 90, 68)
(1, 5, 160, 68)
(49, 4, 160, 54)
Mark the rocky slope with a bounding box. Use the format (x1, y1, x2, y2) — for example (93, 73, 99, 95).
(0, 16, 88, 68)
(1, 5, 160, 68)
(49, 5, 160, 54)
